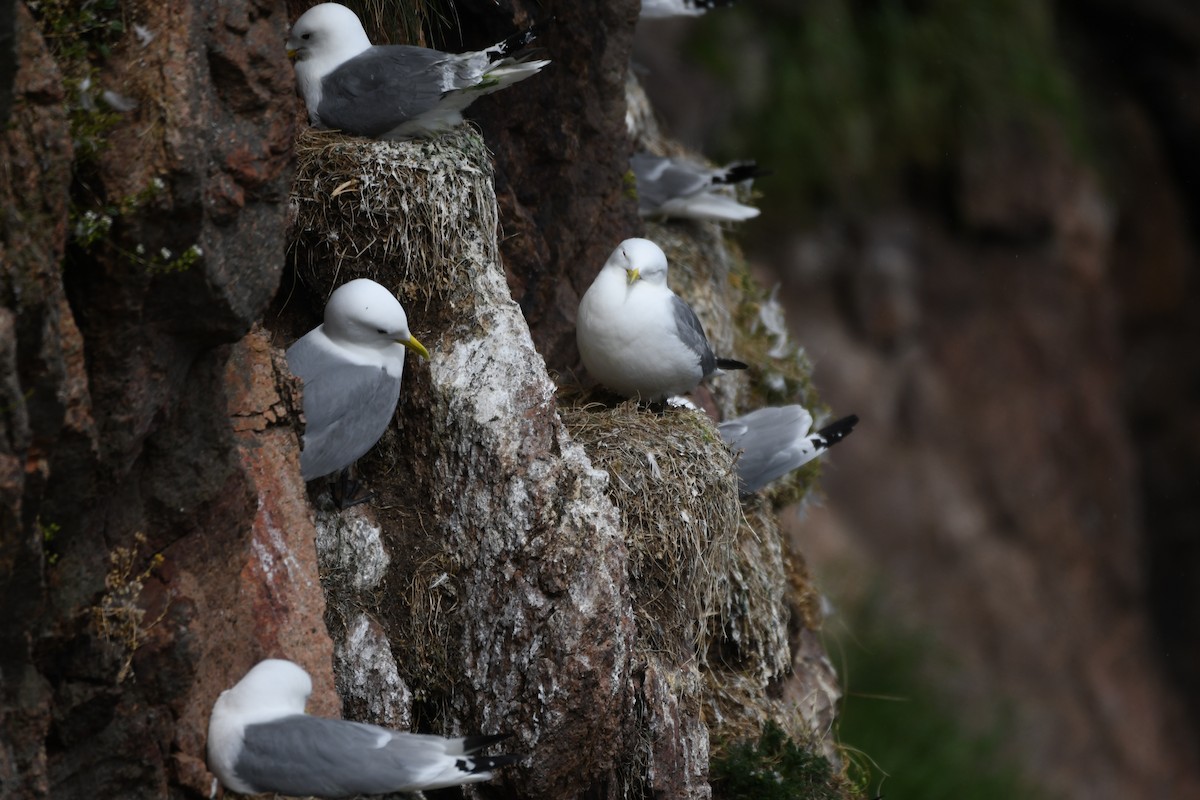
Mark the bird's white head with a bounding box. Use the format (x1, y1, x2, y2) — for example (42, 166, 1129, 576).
(322, 278, 430, 358)
(286, 3, 372, 65)
(604, 237, 669, 286)
(220, 659, 313, 719)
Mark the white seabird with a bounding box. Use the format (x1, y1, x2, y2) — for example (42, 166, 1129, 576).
(286, 2, 550, 139)
(286, 278, 429, 481)
(719, 406, 858, 494)
(576, 237, 747, 402)
(632, 152, 764, 222)
(207, 659, 518, 797)
(640, 0, 737, 19)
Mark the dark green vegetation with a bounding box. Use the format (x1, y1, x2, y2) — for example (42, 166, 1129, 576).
(832, 602, 1050, 800)
(688, 0, 1086, 222)
(31, 0, 125, 161)
(711, 722, 851, 800)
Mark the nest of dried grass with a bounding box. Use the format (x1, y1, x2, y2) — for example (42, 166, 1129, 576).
(559, 397, 741, 663)
(561, 392, 833, 753)
(289, 127, 498, 313)
(701, 499, 831, 750)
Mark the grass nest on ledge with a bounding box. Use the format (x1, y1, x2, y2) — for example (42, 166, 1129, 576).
(289, 126, 497, 315)
(559, 391, 829, 750)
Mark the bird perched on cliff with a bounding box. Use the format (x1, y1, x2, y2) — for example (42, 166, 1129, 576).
(640, 0, 737, 18)
(208, 659, 519, 797)
(577, 238, 748, 402)
(286, 2, 550, 139)
(286, 278, 428, 482)
(719, 406, 859, 494)
(632, 152, 764, 222)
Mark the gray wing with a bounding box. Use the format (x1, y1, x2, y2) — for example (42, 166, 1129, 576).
(632, 153, 710, 213)
(719, 406, 816, 493)
(297, 364, 400, 480)
(719, 407, 857, 493)
(317, 45, 452, 137)
(670, 295, 718, 377)
(287, 336, 401, 480)
(236, 716, 459, 797)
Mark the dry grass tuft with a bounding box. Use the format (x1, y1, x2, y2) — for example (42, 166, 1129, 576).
(560, 396, 742, 664)
(290, 127, 497, 312)
(560, 393, 824, 750)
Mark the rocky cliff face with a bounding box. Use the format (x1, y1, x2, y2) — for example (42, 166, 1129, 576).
(631, 2, 1200, 796)
(770, 51, 1200, 800)
(1, 2, 846, 798)
(2, 2, 341, 796)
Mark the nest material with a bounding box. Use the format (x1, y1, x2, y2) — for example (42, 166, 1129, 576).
(290, 127, 498, 311)
(559, 398, 742, 663)
(560, 395, 827, 752)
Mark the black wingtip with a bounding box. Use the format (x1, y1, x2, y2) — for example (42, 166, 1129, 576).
(716, 358, 750, 371)
(816, 414, 858, 446)
(714, 161, 770, 185)
(493, 16, 555, 59)
(467, 753, 524, 773)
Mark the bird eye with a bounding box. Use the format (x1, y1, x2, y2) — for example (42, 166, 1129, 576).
(301, 32, 311, 40)
(376, 328, 387, 334)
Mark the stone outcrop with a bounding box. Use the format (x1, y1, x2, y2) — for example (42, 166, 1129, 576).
(1, 2, 846, 798)
(1, 2, 339, 797)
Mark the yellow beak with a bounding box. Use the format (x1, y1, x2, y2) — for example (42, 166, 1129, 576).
(286, 48, 298, 61)
(401, 335, 430, 360)
(626, 268, 640, 285)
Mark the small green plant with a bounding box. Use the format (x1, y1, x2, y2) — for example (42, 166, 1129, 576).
(38, 517, 61, 566)
(67, 178, 204, 275)
(142, 242, 204, 275)
(623, 169, 639, 201)
(29, 0, 128, 160)
(711, 722, 852, 800)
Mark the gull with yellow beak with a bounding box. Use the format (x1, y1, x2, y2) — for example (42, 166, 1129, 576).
(576, 238, 748, 402)
(286, 278, 429, 481)
(285, 2, 550, 139)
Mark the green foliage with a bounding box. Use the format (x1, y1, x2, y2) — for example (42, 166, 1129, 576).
(38, 517, 61, 566)
(344, 0, 454, 46)
(711, 722, 851, 800)
(832, 601, 1051, 800)
(687, 0, 1087, 222)
(30, 0, 127, 160)
(67, 178, 203, 275)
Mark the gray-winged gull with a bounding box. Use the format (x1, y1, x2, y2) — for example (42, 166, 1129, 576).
(287, 2, 550, 139)
(632, 152, 764, 221)
(286, 278, 429, 481)
(719, 406, 858, 494)
(577, 237, 747, 402)
(640, 0, 737, 18)
(207, 659, 518, 797)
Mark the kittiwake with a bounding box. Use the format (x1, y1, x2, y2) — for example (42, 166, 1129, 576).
(640, 0, 737, 19)
(719, 406, 858, 494)
(286, 278, 429, 481)
(577, 237, 748, 402)
(207, 659, 519, 797)
(632, 152, 764, 221)
(287, 2, 550, 139)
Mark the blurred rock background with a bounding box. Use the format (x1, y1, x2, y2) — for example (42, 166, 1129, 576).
(636, 1, 1200, 798)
